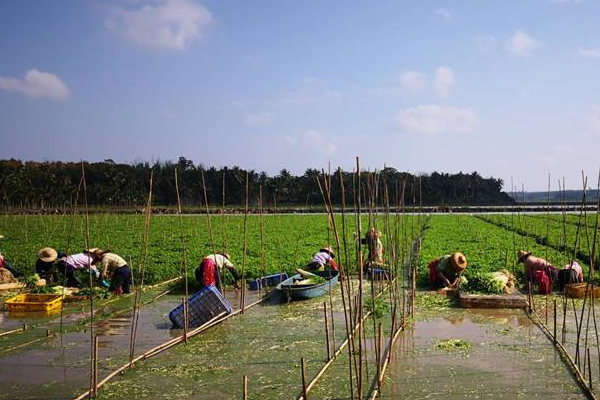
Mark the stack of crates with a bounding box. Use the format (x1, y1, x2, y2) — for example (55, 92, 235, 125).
(169, 286, 232, 329)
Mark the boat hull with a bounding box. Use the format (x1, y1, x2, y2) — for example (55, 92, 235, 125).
(276, 271, 339, 300)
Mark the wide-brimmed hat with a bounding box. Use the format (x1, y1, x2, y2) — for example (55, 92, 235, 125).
(222, 253, 231, 260)
(320, 246, 335, 258)
(517, 250, 530, 263)
(450, 252, 467, 271)
(38, 247, 58, 263)
(90, 248, 109, 259)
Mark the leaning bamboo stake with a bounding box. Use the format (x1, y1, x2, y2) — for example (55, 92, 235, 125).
(80, 161, 95, 400)
(301, 357, 308, 400)
(182, 297, 188, 343)
(93, 335, 99, 397)
(240, 172, 249, 312)
(200, 169, 219, 289)
(174, 169, 190, 306)
(323, 302, 331, 361)
(128, 170, 153, 368)
(356, 157, 364, 400)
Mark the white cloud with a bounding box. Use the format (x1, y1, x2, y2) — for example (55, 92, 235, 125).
(434, 9, 452, 21)
(106, 0, 212, 51)
(399, 67, 455, 98)
(399, 71, 427, 95)
(0, 69, 70, 101)
(396, 105, 478, 135)
(243, 112, 272, 126)
(303, 130, 336, 156)
(433, 66, 455, 98)
(577, 46, 600, 58)
(506, 30, 539, 57)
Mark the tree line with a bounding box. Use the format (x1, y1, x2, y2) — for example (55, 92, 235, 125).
(0, 158, 514, 209)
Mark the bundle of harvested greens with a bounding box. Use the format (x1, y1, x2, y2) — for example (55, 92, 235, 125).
(463, 269, 515, 294)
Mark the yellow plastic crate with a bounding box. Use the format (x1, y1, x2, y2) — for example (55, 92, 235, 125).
(565, 283, 600, 299)
(5, 294, 63, 312)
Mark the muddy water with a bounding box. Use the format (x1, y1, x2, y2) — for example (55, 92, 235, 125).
(93, 288, 352, 400)
(382, 307, 585, 400)
(0, 288, 260, 400)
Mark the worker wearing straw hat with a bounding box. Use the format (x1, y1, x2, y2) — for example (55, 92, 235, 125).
(195, 253, 241, 293)
(306, 246, 338, 272)
(36, 247, 66, 284)
(361, 228, 385, 267)
(427, 252, 468, 288)
(0, 233, 21, 280)
(93, 249, 132, 294)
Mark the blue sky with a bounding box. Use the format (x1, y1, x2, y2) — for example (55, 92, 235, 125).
(1, 0, 600, 191)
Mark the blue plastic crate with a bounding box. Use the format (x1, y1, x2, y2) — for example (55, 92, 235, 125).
(169, 286, 232, 329)
(248, 272, 289, 290)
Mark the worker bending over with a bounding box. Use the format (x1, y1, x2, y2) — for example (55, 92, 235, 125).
(195, 253, 240, 293)
(362, 228, 384, 267)
(306, 247, 338, 272)
(56, 249, 100, 288)
(94, 249, 132, 294)
(36, 247, 66, 284)
(428, 252, 468, 288)
(517, 250, 556, 294)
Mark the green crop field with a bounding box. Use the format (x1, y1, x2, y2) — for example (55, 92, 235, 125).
(0, 213, 421, 286)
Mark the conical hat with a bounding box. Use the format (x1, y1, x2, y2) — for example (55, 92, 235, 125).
(319, 246, 336, 258)
(38, 247, 58, 263)
(450, 252, 467, 271)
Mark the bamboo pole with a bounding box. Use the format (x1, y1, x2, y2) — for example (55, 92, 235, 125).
(301, 357, 308, 400)
(182, 297, 188, 343)
(243, 375, 248, 400)
(128, 171, 153, 368)
(174, 169, 190, 307)
(323, 301, 331, 361)
(93, 335, 99, 397)
(240, 172, 249, 313)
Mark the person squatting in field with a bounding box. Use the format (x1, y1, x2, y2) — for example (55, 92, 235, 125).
(428, 252, 468, 289)
(195, 253, 241, 293)
(305, 246, 339, 273)
(361, 228, 385, 267)
(93, 249, 132, 294)
(56, 249, 101, 288)
(517, 250, 583, 294)
(36, 247, 66, 284)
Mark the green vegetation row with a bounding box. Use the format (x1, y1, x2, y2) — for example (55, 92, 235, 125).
(417, 215, 586, 287)
(480, 214, 599, 268)
(0, 213, 421, 286)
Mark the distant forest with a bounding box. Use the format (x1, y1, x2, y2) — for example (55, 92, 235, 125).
(510, 190, 600, 203)
(0, 158, 514, 208)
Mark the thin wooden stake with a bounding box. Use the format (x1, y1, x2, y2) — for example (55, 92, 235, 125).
(553, 299, 557, 345)
(589, 347, 593, 390)
(301, 357, 308, 400)
(93, 335, 99, 397)
(323, 302, 331, 361)
(243, 375, 248, 400)
(182, 297, 188, 343)
(377, 322, 383, 393)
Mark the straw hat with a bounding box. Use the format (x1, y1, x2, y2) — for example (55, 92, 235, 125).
(222, 253, 231, 260)
(91, 248, 109, 259)
(320, 246, 336, 258)
(38, 247, 58, 263)
(517, 250, 530, 263)
(450, 252, 467, 271)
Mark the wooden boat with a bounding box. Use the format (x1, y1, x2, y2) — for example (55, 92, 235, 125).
(276, 270, 339, 301)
